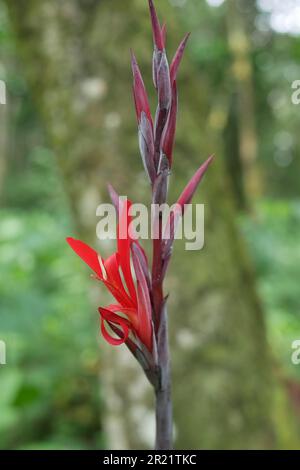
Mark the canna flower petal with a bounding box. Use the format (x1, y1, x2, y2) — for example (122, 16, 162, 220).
(170, 33, 190, 85)
(106, 186, 151, 288)
(132, 245, 153, 352)
(99, 307, 130, 346)
(104, 253, 134, 307)
(66, 237, 103, 278)
(117, 200, 137, 304)
(148, 0, 164, 51)
(104, 303, 138, 329)
(66, 237, 135, 307)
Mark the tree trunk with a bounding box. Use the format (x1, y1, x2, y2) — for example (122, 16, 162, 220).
(225, 0, 262, 207)
(4, 0, 277, 449)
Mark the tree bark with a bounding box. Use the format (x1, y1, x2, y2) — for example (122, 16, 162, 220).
(4, 0, 278, 449)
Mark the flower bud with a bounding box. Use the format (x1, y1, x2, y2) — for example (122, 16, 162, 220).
(138, 112, 156, 183)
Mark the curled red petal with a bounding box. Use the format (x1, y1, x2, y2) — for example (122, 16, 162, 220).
(106, 303, 138, 329)
(99, 307, 130, 346)
(66, 237, 103, 278)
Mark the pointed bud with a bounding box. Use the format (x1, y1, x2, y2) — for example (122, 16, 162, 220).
(161, 81, 178, 166)
(131, 51, 152, 125)
(170, 33, 190, 84)
(138, 111, 156, 183)
(161, 23, 167, 48)
(177, 155, 214, 207)
(161, 155, 214, 263)
(157, 50, 171, 111)
(148, 0, 164, 51)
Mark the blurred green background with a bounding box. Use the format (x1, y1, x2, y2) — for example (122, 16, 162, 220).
(0, 0, 300, 450)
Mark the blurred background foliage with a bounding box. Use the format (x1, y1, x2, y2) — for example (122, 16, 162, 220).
(0, 0, 300, 449)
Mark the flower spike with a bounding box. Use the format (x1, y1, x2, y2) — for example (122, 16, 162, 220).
(66, 1, 213, 447)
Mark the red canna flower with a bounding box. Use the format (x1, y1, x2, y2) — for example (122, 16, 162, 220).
(66, 200, 153, 355)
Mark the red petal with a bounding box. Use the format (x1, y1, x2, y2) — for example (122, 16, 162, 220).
(117, 200, 137, 304)
(131, 51, 152, 124)
(106, 303, 138, 329)
(104, 254, 134, 307)
(148, 0, 164, 51)
(66, 237, 103, 278)
(99, 307, 130, 346)
(170, 33, 190, 84)
(132, 247, 153, 352)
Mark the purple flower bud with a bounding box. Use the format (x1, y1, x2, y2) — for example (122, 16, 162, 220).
(162, 155, 214, 262)
(138, 111, 156, 184)
(161, 81, 178, 166)
(157, 51, 171, 111)
(177, 155, 214, 207)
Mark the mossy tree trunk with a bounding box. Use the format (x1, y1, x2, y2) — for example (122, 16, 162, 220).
(4, 0, 277, 449)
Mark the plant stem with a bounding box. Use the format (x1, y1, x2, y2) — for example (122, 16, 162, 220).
(155, 303, 173, 450)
